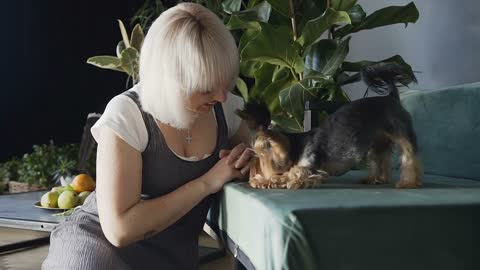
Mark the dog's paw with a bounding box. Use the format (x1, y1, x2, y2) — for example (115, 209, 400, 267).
(360, 176, 387, 185)
(249, 175, 269, 189)
(249, 174, 288, 189)
(305, 174, 326, 188)
(286, 179, 304, 189)
(269, 174, 288, 188)
(288, 166, 313, 181)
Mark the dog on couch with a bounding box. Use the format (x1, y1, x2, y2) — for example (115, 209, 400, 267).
(236, 62, 423, 189)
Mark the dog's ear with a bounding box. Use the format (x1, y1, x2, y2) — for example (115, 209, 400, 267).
(234, 100, 271, 131)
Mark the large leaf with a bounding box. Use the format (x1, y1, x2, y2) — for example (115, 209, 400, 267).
(247, 0, 263, 9)
(305, 37, 350, 76)
(239, 28, 262, 78)
(297, 0, 327, 32)
(240, 60, 263, 78)
(130, 24, 144, 52)
(227, 13, 261, 30)
(226, 1, 272, 31)
(239, 28, 261, 51)
(296, 8, 351, 49)
(249, 63, 276, 99)
(86, 56, 123, 71)
(116, 41, 126, 58)
(235, 77, 249, 102)
(252, 1, 272, 23)
(117, 20, 130, 48)
(267, 0, 291, 18)
(347, 4, 366, 24)
(342, 55, 415, 78)
(120, 47, 140, 77)
(241, 23, 304, 73)
(271, 114, 304, 133)
(262, 73, 295, 116)
(336, 2, 419, 37)
(279, 76, 336, 129)
(331, 0, 357, 11)
(222, 0, 242, 14)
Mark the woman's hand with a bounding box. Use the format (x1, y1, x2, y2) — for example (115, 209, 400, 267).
(219, 143, 255, 173)
(201, 143, 255, 194)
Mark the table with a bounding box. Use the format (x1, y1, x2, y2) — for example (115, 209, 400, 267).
(0, 191, 54, 253)
(207, 171, 480, 270)
(0, 191, 225, 264)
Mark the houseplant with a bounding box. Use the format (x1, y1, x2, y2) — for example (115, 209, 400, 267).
(223, 0, 419, 132)
(0, 159, 20, 194)
(4, 142, 94, 193)
(86, 0, 419, 132)
(86, 20, 145, 87)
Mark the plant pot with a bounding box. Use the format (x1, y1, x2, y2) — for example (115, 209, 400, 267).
(8, 181, 48, 193)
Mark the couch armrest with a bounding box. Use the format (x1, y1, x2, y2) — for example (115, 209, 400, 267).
(400, 82, 480, 180)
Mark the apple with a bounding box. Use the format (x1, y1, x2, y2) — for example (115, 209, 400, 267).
(78, 191, 91, 205)
(41, 191, 59, 208)
(57, 190, 79, 209)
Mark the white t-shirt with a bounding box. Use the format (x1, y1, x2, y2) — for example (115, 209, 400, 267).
(90, 86, 244, 157)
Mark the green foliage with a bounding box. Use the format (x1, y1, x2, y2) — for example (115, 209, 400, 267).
(0, 159, 20, 193)
(2, 142, 95, 188)
(130, 0, 165, 32)
(87, 0, 419, 132)
(222, 0, 419, 132)
(87, 20, 144, 86)
(0, 159, 19, 180)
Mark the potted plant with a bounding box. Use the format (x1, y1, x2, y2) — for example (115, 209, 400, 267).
(0, 159, 20, 194)
(86, 0, 419, 132)
(6, 142, 88, 193)
(222, 0, 419, 132)
(86, 20, 145, 87)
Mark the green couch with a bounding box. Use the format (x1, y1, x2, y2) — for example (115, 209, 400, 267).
(207, 82, 480, 270)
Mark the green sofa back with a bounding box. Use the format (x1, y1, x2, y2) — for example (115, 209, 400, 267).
(400, 82, 480, 180)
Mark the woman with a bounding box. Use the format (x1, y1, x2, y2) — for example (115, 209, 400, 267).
(42, 3, 253, 269)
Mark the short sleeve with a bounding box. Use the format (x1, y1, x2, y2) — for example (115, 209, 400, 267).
(222, 92, 245, 139)
(91, 94, 148, 152)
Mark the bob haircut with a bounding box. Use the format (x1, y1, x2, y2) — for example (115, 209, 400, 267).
(138, 3, 239, 129)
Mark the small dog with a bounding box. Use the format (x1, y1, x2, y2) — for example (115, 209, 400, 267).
(237, 62, 422, 189)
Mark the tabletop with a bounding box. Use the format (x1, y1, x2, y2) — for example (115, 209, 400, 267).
(0, 191, 64, 232)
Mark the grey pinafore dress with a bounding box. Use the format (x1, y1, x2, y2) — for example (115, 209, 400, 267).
(42, 90, 228, 270)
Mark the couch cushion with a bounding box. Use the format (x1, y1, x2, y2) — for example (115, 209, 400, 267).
(209, 170, 480, 270)
(400, 82, 480, 180)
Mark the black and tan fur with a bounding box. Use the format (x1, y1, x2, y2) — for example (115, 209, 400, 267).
(237, 62, 423, 189)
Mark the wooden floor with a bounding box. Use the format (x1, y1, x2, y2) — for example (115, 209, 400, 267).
(0, 227, 234, 270)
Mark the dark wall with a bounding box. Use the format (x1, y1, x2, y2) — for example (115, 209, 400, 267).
(0, 1, 144, 161)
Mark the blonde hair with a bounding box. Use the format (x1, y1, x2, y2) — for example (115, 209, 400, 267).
(138, 2, 239, 129)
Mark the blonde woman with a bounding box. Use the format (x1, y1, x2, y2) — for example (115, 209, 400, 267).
(43, 3, 253, 269)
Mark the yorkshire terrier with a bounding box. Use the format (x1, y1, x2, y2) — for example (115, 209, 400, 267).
(237, 62, 422, 189)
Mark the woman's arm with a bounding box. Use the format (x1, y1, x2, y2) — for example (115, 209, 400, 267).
(96, 127, 242, 248)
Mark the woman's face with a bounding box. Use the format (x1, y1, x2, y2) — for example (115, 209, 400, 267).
(184, 86, 229, 114)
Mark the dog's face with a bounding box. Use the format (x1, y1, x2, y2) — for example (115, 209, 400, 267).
(252, 129, 292, 179)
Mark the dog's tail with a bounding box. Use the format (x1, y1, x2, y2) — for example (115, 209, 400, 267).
(361, 62, 417, 99)
(235, 100, 271, 131)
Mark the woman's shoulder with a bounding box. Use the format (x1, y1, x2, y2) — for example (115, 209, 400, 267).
(91, 86, 149, 152)
(106, 86, 142, 112)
